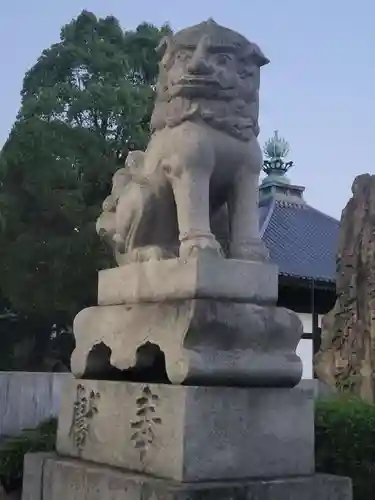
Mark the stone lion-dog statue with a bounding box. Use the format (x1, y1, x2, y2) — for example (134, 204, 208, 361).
(97, 19, 270, 264)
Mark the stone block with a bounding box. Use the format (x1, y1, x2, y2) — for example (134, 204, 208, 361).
(56, 379, 314, 482)
(97, 254, 278, 306)
(22, 454, 352, 500)
(71, 298, 303, 387)
(21, 453, 55, 500)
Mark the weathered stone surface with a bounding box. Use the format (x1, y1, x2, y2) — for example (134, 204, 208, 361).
(73, 255, 303, 388)
(22, 453, 352, 500)
(72, 290, 303, 387)
(21, 453, 55, 500)
(56, 379, 314, 482)
(98, 254, 278, 305)
(96, 19, 270, 264)
(315, 174, 375, 402)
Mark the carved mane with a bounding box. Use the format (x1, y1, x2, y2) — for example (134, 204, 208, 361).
(150, 20, 269, 142)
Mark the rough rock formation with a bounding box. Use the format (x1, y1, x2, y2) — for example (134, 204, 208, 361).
(315, 174, 375, 402)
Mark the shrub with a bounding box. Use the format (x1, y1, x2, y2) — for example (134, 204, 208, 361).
(316, 395, 375, 500)
(0, 417, 57, 493)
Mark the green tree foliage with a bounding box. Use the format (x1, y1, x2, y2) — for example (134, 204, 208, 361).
(0, 11, 171, 366)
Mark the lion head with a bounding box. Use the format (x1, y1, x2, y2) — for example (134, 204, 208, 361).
(150, 19, 269, 141)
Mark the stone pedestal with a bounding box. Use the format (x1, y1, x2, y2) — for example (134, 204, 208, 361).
(22, 453, 352, 500)
(97, 254, 278, 305)
(56, 379, 314, 482)
(19, 254, 353, 499)
(71, 255, 303, 388)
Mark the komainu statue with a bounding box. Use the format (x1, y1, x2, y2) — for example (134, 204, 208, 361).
(96, 19, 270, 263)
(71, 20, 304, 389)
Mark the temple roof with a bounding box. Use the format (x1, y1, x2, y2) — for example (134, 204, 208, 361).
(259, 199, 339, 283)
(258, 131, 340, 284)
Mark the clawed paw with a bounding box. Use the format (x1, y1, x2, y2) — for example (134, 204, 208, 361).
(113, 233, 126, 254)
(179, 236, 224, 259)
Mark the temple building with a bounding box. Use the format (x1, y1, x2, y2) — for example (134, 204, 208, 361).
(259, 131, 340, 379)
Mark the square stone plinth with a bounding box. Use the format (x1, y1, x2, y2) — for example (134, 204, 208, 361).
(22, 453, 353, 500)
(97, 254, 278, 306)
(56, 379, 314, 482)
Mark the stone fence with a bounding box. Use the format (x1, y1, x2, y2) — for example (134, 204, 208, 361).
(0, 372, 72, 437)
(0, 372, 331, 437)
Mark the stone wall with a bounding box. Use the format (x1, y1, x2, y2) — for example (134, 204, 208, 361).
(0, 372, 72, 437)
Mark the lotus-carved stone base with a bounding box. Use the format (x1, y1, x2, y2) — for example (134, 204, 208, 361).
(71, 255, 303, 388)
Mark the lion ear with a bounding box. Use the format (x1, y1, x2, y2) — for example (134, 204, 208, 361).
(156, 35, 172, 57)
(252, 43, 270, 67)
(243, 43, 270, 67)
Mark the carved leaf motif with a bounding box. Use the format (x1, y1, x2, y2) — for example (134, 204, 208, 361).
(69, 384, 100, 452)
(136, 408, 147, 417)
(130, 385, 162, 463)
(130, 421, 143, 429)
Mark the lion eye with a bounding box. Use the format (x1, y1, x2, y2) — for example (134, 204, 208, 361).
(239, 68, 254, 78)
(216, 53, 232, 65)
(177, 50, 192, 61)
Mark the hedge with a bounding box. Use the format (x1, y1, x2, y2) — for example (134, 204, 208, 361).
(316, 394, 375, 500)
(0, 418, 56, 493)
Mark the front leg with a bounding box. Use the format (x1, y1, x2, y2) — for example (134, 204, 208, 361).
(165, 160, 222, 258)
(168, 168, 223, 259)
(229, 144, 269, 261)
(152, 122, 223, 259)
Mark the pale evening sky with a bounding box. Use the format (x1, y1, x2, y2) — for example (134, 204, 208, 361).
(0, 0, 374, 219)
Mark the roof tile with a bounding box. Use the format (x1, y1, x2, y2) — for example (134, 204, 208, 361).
(259, 200, 339, 282)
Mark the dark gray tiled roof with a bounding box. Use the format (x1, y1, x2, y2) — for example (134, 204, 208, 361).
(259, 200, 339, 283)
